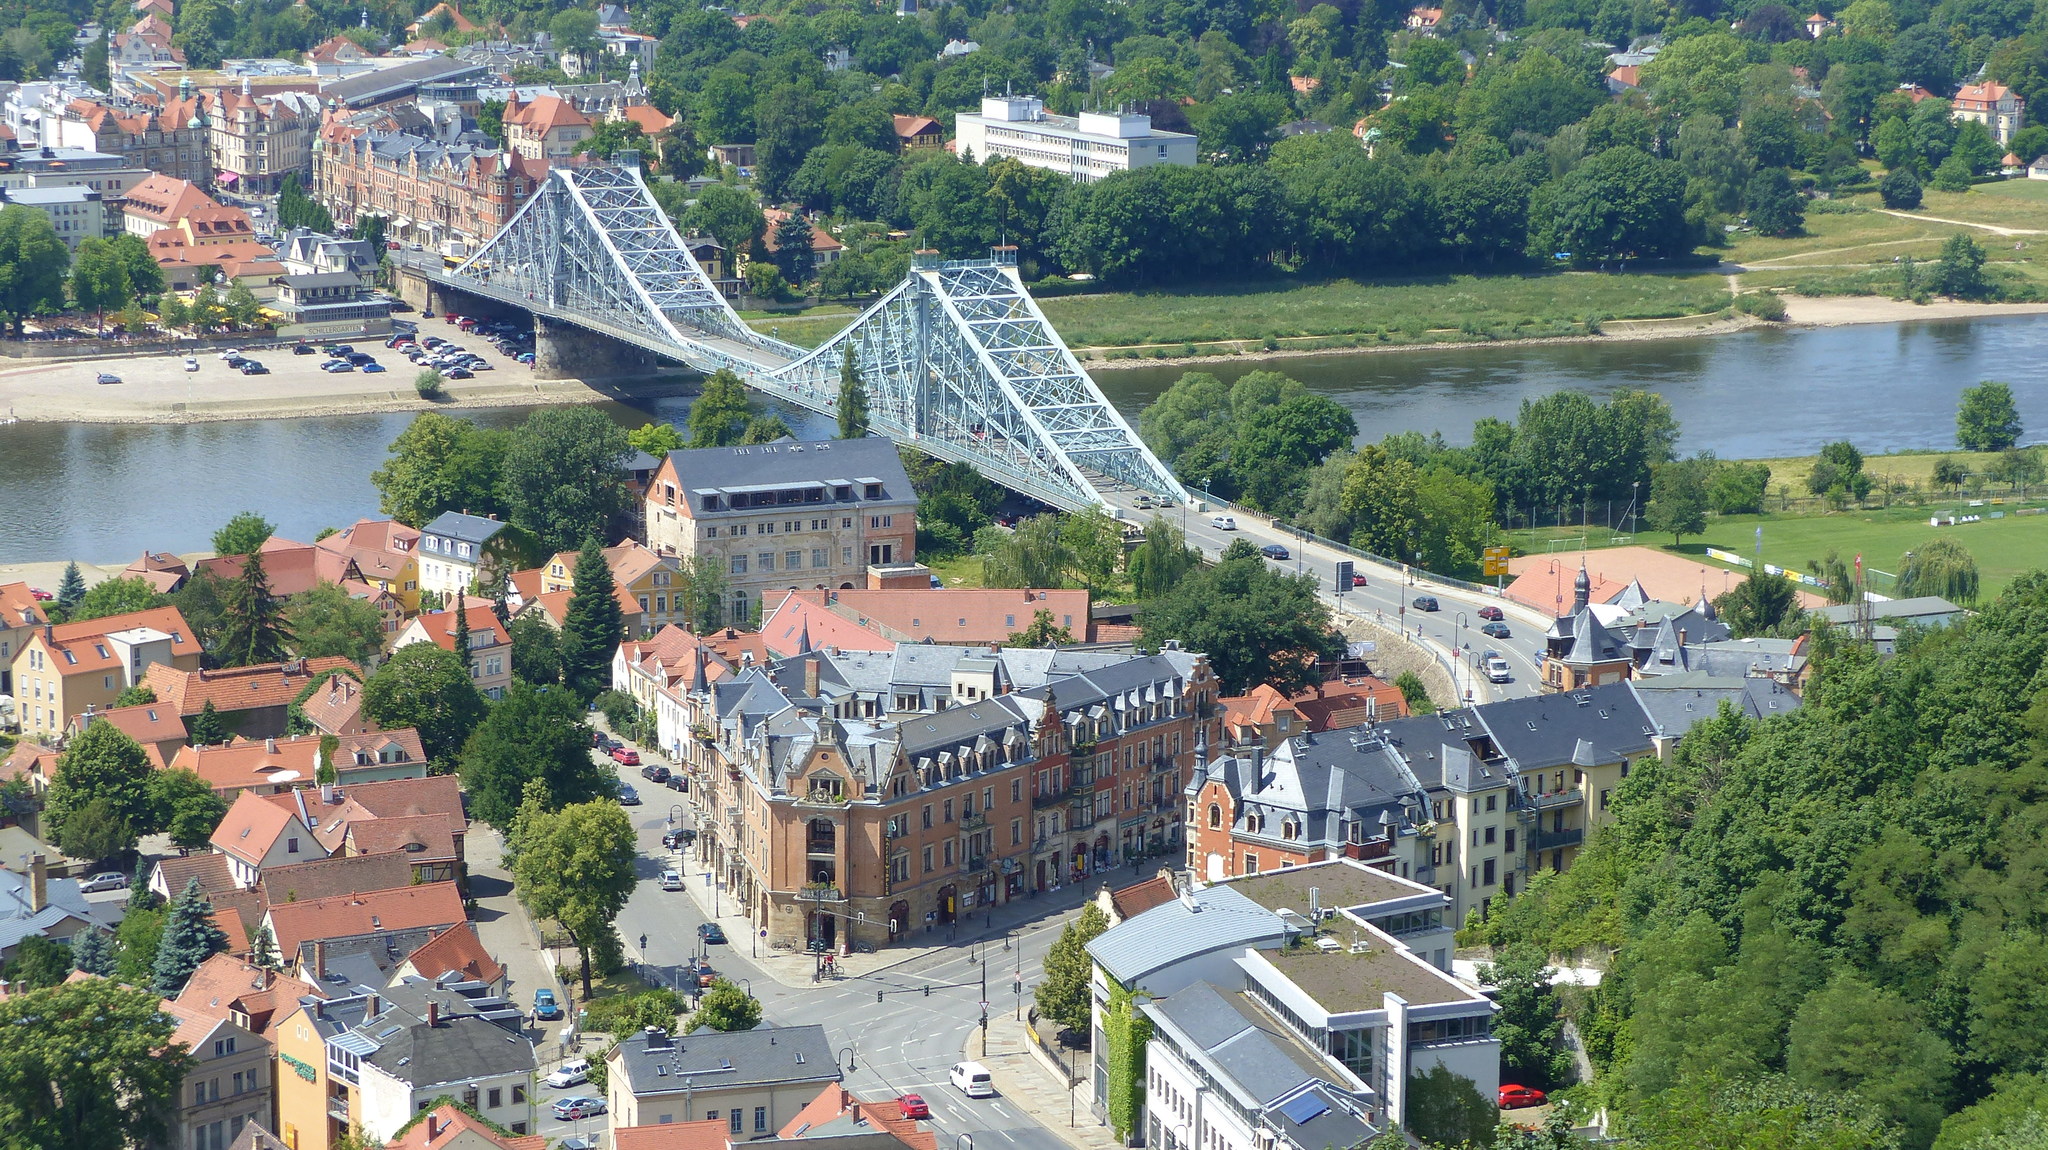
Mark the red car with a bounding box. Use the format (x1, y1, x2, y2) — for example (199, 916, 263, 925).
(695, 963, 717, 988)
(897, 1094, 931, 1120)
(28, 587, 53, 601)
(1350, 573, 1368, 587)
(1477, 605, 1505, 620)
(1498, 1085, 1546, 1110)
(610, 746, 641, 766)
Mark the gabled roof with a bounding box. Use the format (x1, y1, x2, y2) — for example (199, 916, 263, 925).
(387, 1103, 544, 1150)
(402, 923, 505, 987)
(173, 735, 324, 794)
(172, 952, 320, 1039)
(37, 606, 196, 675)
(1109, 874, 1177, 920)
(420, 510, 509, 547)
(506, 93, 590, 133)
(297, 671, 369, 734)
(344, 812, 458, 862)
(0, 581, 50, 629)
(144, 656, 358, 718)
(260, 848, 418, 906)
(401, 605, 511, 652)
(1474, 682, 1654, 769)
(152, 852, 236, 900)
(71, 702, 187, 747)
(265, 881, 466, 957)
(211, 790, 314, 867)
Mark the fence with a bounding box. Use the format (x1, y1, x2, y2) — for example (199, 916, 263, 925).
(1025, 1011, 1088, 1085)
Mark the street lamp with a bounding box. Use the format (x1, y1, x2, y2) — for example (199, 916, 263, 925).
(741, 978, 753, 999)
(1454, 611, 1468, 700)
(838, 1045, 857, 1073)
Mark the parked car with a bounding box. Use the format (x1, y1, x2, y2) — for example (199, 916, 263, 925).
(544, 1059, 591, 1088)
(28, 587, 53, 601)
(239, 361, 269, 375)
(552, 1097, 606, 1120)
(1477, 605, 1505, 620)
(591, 731, 609, 748)
(610, 746, 641, 766)
(616, 784, 641, 806)
(322, 361, 355, 373)
(659, 870, 685, 891)
(183, 357, 199, 371)
(1210, 514, 1237, 530)
(950, 1062, 996, 1098)
(1498, 1085, 1546, 1110)
(698, 922, 727, 944)
(444, 367, 473, 379)
(516, 351, 536, 364)
(666, 774, 688, 792)
(468, 360, 494, 370)
(663, 828, 696, 850)
(217, 348, 243, 360)
(1486, 656, 1512, 683)
(360, 362, 385, 373)
(533, 989, 562, 1020)
(96, 372, 123, 384)
(292, 342, 317, 355)
(1412, 596, 1440, 612)
(1259, 544, 1290, 561)
(78, 871, 128, 893)
(898, 1094, 932, 1120)
(640, 764, 670, 783)
(1481, 621, 1511, 639)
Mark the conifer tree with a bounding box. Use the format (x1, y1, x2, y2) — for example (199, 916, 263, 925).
(187, 700, 227, 747)
(837, 347, 870, 439)
(216, 549, 293, 667)
(56, 562, 86, 614)
(453, 597, 474, 680)
(561, 538, 623, 701)
(71, 927, 117, 976)
(152, 877, 228, 996)
(249, 924, 280, 970)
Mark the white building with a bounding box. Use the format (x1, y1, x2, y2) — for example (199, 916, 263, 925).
(0, 185, 105, 251)
(952, 96, 1196, 183)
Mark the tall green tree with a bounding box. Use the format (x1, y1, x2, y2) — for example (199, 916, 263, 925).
(1140, 553, 1342, 694)
(561, 538, 625, 701)
(459, 682, 607, 828)
(55, 561, 86, 614)
(363, 643, 488, 768)
(215, 549, 293, 667)
(689, 369, 756, 448)
(1930, 233, 1990, 300)
(687, 185, 767, 260)
(284, 582, 388, 664)
(1712, 571, 1802, 637)
(45, 721, 155, 852)
(628, 421, 686, 457)
(511, 796, 637, 995)
(1645, 456, 1711, 545)
(0, 977, 192, 1150)
(693, 979, 765, 1031)
(1957, 381, 2022, 451)
(1128, 519, 1200, 599)
(56, 798, 135, 866)
(1035, 902, 1109, 1034)
(0, 204, 69, 335)
(501, 406, 632, 554)
(69, 237, 131, 329)
(67, 577, 164, 623)
(1785, 970, 1952, 1148)
(370, 413, 510, 527)
(148, 769, 229, 851)
(151, 876, 228, 996)
(2, 936, 72, 990)
(1480, 944, 1574, 1090)
(509, 614, 564, 687)
(1898, 537, 1979, 604)
(837, 347, 870, 439)
(186, 700, 228, 747)
(70, 928, 116, 977)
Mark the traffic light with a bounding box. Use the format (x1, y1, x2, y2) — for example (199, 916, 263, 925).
(924, 985, 931, 997)
(877, 991, 884, 1004)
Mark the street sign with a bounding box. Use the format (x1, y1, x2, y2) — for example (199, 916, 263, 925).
(1482, 546, 1511, 577)
(1334, 560, 1353, 590)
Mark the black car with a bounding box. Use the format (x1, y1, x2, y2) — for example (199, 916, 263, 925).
(1481, 621, 1512, 639)
(666, 774, 689, 792)
(1259, 544, 1290, 561)
(239, 361, 268, 375)
(592, 731, 609, 748)
(641, 764, 671, 783)
(292, 342, 317, 355)
(1412, 596, 1441, 611)
(698, 922, 727, 944)
(663, 828, 697, 849)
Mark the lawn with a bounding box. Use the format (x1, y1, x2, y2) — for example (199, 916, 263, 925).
(1032, 271, 1733, 350)
(1916, 179, 2048, 232)
(1723, 206, 1944, 268)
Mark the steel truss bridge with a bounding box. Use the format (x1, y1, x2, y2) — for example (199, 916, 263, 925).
(418, 161, 1186, 512)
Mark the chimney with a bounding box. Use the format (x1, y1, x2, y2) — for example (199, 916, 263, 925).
(265, 737, 278, 753)
(28, 854, 47, 913)
(426, 1113, 441, 1141)
(804, 656, 820, 698)
(314, 939, 327, 980)
(367, 993, 381, 1017)
(427, 1001, 439, 1027)
(1678, 628, 1688, 647)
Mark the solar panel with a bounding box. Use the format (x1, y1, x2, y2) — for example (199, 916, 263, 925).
(1277, 1093, 1329, 1125)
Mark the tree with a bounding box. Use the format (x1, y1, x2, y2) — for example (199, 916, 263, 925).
(57, 798, 135, 865)
(215, 549, 293, 668)
(148, 769, 228, 851)
(69, 237, 131, 330)
(1140, 555, 1342, 695)
(502, 406, 631, 555)
(1629, 1076, 1901, 1150)
(1645, 457, 1710, 545)
(1480, 944, 1574, 1090)
(1526, 147, 1696, 265)
(693, 979, 765, 1031)
(689, 184, 766, 259)
(284, 582, 386, 664)
(1744, 168, 1805, 237)
(3, 936, 73, 990)
(1714, 572, 1801, 637)
(224, 283, 260, 328)
(68, 577, 164, 623)
(627, 422, 685, 457)
(837, 347, 870, 439)
(45, 720, 155, 852)
(741, 415, 793, 445)
(152, 877, 228, 996)
(460, 682, 606, 828)
(1957, 381, 2022, 451)
(1007, 609, 1075, 648)
(362, 643, 488, 768)
(1128, 519, 1200, 599)
(1930, 233, 1990, 300)
(1394, 671, 1434, 714)
(511, 797, 636, 995)
(111, 234, 163, 302)
(248, 924, 280, 971)
(1785, 970, 1951, 1147)
(769, 213, 816, 286)
(1406, 1064, 1498, 1148)
(561, 538, 625, 701)
(414, 369, 445, 399)
(0, 204, 69, 335)
(509, 614, 564, 687)
(371, 413, 510, 527)
(571, 118, 649, 162)
(1708, 461, 1772, 515)
(0, 977, 192, 1150)
(1933, 456, 1968, 492)
(186, 699, 228, 747)
(70, 928, 116, 977)
(1898, 537, 1979, 604)
(55, 561, 86, 614)
(210, 511, 273, 558)
(689, 368, 755, 448)
(1036, 902, 1109, 1034)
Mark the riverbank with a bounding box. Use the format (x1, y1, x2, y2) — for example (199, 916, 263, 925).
(0, 342, 696, 425)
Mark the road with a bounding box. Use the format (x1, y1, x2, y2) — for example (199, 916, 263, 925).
(1098, 492, 1555, 702)
(533, 749, 1088, 1150)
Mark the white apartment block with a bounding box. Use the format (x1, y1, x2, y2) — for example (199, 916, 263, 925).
(952, 96, 1196, 183)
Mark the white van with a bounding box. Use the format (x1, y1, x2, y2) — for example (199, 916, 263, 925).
(545, 1058, 591, 1088)
(950, 1061, 995, 1097)
(1486, 657, 1512, 684)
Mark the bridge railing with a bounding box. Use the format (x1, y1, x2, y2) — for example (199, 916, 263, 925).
(1181, 486, 1495, 596)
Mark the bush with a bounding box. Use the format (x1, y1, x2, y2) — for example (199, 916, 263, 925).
(1879, 168, 1923, 209)
(1736, 292, 1787, 321)
(415, 369, 445, 398)
(593, 689, 639, 733)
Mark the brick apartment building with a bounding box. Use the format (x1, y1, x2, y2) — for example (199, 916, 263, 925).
(312, 110, 540, 251)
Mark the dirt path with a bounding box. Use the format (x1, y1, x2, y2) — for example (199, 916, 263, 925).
(1873, 208, 2046, 236)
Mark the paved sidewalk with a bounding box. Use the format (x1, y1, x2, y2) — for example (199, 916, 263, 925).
(464, 824, 572, 1060)
(973, 1014, 1118, 1150)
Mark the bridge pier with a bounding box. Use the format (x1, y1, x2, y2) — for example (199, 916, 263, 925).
(531, 314, 665, 380)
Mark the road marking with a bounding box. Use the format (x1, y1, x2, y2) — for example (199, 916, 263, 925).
(991, 1105, 1009, 1119)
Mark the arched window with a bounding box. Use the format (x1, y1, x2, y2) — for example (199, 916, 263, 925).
(1282, 820, 1299, 841)
(1208, 804, 1222, 829)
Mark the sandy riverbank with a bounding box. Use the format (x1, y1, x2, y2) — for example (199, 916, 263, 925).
(0, 337, 694, 425)
(1779, 295, 2048, 326)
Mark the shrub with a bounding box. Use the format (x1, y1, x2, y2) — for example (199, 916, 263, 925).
(415, 369, 445, 398)
(1737, 292, 1787, 321)
(1879, 168, 1923, 209)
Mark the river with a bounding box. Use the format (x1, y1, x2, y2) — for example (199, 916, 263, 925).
(3, 314, 2043, 564)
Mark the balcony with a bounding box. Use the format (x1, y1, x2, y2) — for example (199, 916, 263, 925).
(794, 790, 850, 808)
(1521, 789, 1580, 812)
(327, 1097, 351, 1123)
(961, 856, 988, 874)
(1032, 790, 1068, 810)
(805, 836, 837, 856)
(960, 813, 988, 831)
(796, 884, 844, 902)
(1529, 827, 1584, 852)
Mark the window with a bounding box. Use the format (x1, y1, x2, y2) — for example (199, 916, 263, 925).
(1485, 794, 1497, 812)
(1012, 818, 1023, 845)
(706, 1111, 719, 1124)
(1505, 829, 1516, 852)
(1600, 789, 1612, 809)
(787, 550, 802, 570)
(1484, 826, 1496, 844)
(488, 1088, 502, 1109)
(1012, 779, 1022, 803)
(842, 547, 855, 565)
(923, 846, 933, 873)
(1243, 853, 1259, 874)
(944, 799, 954, 823)
(756, 1107, 769, 1132)
(286, 837, 299, 854)
(1482, 858, 1497, 885)
(462, 1088, 479, 1109)
(512, 1085, 526, 1104)
(731, 555, 748, 574)
(759, 552, 775, 571)
(1208, 804, 1221, 828)
(731, 1112, 745, 1134)
(922, 804, 933, 828)
(813, 548, 827, 568)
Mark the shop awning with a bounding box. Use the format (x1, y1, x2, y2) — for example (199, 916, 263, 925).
(218, 171, 238, 184)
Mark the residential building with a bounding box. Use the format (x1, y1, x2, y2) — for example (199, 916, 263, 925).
(1, 184, 106, 251)
(501, 93, 591, 163)
(649, 641, 1214, 950)
(764, 587, 1096, 648)
(0, 581, 50, 697)
(274, 270, 392, 329)
(143, 656, 359, 742)
(67, 700, 190, 766)
(644, 438, 918, 620)
(759, 208, 843, 268)
(416, 512, 516, 600)
(952, 96, 1196, 182)
(316, 519, 423, 613)
(211, 790, 324, 888)
(0, 855, 97, 962)
(892, 115, 943, 152)
(192, 537, 364, 600)
(161, 994, 272, 1150)
(173, 732, 428, 798)
(512, 584, 645, 641)
(528, 538, 684, 632)
(49, 86, 212, 184)
(392, 605, 512, 699)
(386, 1103, 546, 1150)
(1953, 80, 2026, 144)
(210, 84, 319, 194)
(391, 924, 506, 994)
(9, 606, 202, 737)
(313, 114, 539, 253)
(123, 551, 193, 594)
(122, 172, 255, 244)
(263, 882, 468, 971)
(604, 1024, 841, 1131)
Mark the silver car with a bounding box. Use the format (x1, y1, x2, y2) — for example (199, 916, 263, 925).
(79, 871, 128, 893)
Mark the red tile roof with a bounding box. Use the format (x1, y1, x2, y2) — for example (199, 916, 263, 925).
(344, 812, 457, 862)
(173, 735, 325, 795)
(776, 587, 1090, 648)
(0, 581, 50, 629)
(402, 923, 505, 986)
(616, 1120, 731, 1150)
(260, 849, 416, 905)
(211, 790, 313, 867)
(40, 606, 198, 676)
(759, 594, 896, 658)
(297, 671, 370, 734)
(69, 702, 187, 748)
(387, 1103, 544, 1150)
(619, 104, 673, 135)
(172, 952, 321, 1038)
(315, 518, 419, 584)
(144, 656, 358, 718)
(403, 605, 511, 652)
(1109, 874, 1177, 920)
(195, 539, 360, 597)
(264, 881, 466, 957)
(776, 1085, 934, 1150)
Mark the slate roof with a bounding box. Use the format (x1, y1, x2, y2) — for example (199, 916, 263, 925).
(1630, 674, 1800, 735)
(611, 1023, 841, 1097)
(662, 437, 912, 506)
(421, 510, 509, 547)
(320, 56, 487, 107)
(1474, 682, 1655, 770)
(1087, 883, 1282, 985)
(1224, 730, 1426, 846)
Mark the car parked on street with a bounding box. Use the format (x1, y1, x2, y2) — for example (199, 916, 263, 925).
(1481, 621, 1511, 639)
(617, 784, 640, 806)
(545, 1059, 591, 1088)
(660, 870, 684, 891)
(1477, 605, 1505, 620)
(533, 989, 562, 1020)
(610, 746, 641, 766)
(640, 763, 670, 783)
(78, 871, 128, 893)
(663, 828, 696, 849)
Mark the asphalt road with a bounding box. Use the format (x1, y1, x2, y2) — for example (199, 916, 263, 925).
(532, 751, 1084, 1150)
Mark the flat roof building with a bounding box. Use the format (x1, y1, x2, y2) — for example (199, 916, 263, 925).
(952, 96, 1196, 183)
